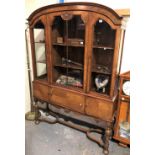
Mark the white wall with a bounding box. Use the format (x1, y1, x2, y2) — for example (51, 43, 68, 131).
(66, 0, 131, 9)
(25, 0, 131, 112)
(25, 0, 58, 18)
(25, 53, 31, 113)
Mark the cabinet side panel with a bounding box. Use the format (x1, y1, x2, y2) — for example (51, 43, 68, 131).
(33, 82, 49, 101)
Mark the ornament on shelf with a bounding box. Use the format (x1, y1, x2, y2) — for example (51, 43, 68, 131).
(95, 75, 109, 93)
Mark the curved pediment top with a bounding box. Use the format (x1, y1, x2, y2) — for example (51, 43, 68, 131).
(28, 2, 123, 25)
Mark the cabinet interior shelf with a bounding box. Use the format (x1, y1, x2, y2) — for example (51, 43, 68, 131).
(37, 74, 47, 80)
(93, 45, 114, 50)
(53, 83, 83, 91)
(36, 60, 46, 63)
(54, 63, 83, 70)
(90, 88, 109, 96)
(53, 64, 111, 74)
(92, 65, 111, 75)
(53, 42, 84, 47)
(35, 41, 45, 43)
(92, 69, 111, 75)
(53, 43, 113, 49)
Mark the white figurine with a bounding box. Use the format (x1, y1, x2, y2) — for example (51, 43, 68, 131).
(95, 75, 109, 93)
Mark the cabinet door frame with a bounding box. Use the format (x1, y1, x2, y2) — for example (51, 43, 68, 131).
(29, 15, 50, 83)
(86, 12, 124, 98)
(47, 11, 89, 92)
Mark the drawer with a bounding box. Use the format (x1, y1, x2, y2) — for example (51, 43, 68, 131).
(85, 97, 114, 121)
(33, 82, 49, 102)
(49, 88, 85, 113)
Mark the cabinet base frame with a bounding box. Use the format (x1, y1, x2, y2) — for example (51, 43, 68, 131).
(33, 99, 113, 155)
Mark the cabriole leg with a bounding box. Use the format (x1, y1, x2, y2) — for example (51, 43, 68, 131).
(33, 99, 40, 125)
(45, 102, 50, 116)
(103, 127, 112, 155)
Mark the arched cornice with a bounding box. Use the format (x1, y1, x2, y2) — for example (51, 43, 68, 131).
(28, 2, 123, 27)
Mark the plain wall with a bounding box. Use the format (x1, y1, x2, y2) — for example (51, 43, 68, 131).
(25, 0, 131, 113)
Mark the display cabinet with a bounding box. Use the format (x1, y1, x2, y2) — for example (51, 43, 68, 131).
(28, 2, 129, 154)
(113, 71, 130, 146)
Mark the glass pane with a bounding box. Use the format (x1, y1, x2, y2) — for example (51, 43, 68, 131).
(68, 16, 85, 40)
(94, 19, 115, 47)
(52, 16, 65, 44)
(33, 20, 47, 80)
(52, 15, 85, 89)
(119, 101, 130, 139)
(119, 121, 130, 139)
(91, 19, 116, 95)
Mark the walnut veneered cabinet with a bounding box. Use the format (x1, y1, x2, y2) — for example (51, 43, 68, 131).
(28, 2, 129, 154)
(113, 71, 130, 146)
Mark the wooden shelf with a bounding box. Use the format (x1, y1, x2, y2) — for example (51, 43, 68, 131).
(91, 65, 111, 75)
(54, 63, 83, 70)
(53, 83, 83, 92)
(36, 74, 47, 80)
(92, 69, 111, 75)
(36, 60, 46, 63)
(93, 45, 114, 50)
(89, 89, 109, 98)
(35, 41, 45, 43)
(53, 42, 84, 47)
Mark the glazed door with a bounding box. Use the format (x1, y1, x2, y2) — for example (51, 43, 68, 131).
(30, 16, 48, 82)
(48, 12, 88, 91)
(87, 13, 117, 96)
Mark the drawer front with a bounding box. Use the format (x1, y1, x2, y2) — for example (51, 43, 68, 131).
(49, 88, 85, 113)
(33, 82, 49, 102)
(85, 97, 113, 121)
